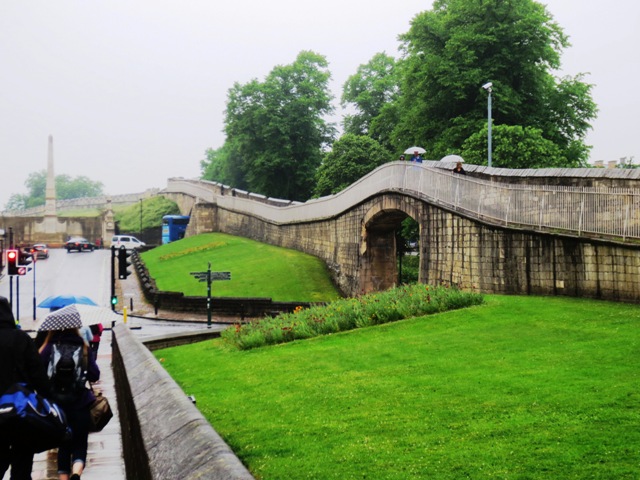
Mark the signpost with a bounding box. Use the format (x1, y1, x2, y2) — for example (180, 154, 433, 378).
(190, 262, 231, 328)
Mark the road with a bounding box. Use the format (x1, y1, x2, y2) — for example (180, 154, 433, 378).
(0, 248, 111, 325)
(0, 248, 217, 337)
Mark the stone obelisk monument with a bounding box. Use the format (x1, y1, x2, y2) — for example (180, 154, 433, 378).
(42, 135, 59, 236)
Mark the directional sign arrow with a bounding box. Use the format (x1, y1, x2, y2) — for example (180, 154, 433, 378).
(210, 272, 231, 281)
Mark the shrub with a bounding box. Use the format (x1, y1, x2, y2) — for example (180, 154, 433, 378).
(221, 283, 484, 350)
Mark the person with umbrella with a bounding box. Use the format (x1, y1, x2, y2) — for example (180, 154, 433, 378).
(0, 296, 51, 480)
(38, 305, 100, 480)
(410, 150, 423, 163)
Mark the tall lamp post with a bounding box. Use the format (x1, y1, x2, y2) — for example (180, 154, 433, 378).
(482, 82, 493, 168)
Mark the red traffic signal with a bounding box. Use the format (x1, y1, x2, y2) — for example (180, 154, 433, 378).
(7, 249, 20, 276)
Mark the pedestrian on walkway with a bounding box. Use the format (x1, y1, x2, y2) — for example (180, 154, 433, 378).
(0, 296, 51, 480)
(39, 329, 100, 480)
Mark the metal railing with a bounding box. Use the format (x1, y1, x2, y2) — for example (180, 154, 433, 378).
(167, 161, 640, 242)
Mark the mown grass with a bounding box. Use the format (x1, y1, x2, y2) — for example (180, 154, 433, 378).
(140, 233, 341, 302)
(156, 294, 640, 479)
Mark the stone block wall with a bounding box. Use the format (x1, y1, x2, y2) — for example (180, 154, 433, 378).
(188, 192, 640, 303)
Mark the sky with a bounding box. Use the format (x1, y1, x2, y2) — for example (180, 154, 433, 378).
(1, 1, 638, 209)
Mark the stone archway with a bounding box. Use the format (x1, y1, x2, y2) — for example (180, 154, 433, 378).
(359, 198, 420, 294)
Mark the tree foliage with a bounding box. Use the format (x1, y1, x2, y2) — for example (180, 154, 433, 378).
(461, 124, 566, 168)
(314, 134, 391, 197)
(341, 53, 399, 151)
(203, 51, 335, 201)
(4, 171, 104, 210)
(390, 0, 596, 166)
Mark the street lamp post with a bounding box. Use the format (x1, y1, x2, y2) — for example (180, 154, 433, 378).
(482, 82, 493, 168)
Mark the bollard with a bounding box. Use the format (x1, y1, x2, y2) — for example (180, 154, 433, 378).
(130, 297, 133, 311)
(123, 306, 127, 324)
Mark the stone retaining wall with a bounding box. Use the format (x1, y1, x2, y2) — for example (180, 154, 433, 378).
(111, 323, 254, 480)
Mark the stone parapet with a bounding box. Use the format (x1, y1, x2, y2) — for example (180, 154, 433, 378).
(111, 324, 255, 480)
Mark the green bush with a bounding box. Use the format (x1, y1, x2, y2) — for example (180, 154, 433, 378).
(222, 283, 484, 350)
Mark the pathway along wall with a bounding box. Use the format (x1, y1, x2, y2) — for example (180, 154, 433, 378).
(188, 192, 640, 303)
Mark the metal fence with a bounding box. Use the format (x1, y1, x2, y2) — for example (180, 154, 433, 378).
(169, 161, 640, 242)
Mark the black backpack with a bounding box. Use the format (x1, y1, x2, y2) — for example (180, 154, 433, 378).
(47, 342, 88, 405)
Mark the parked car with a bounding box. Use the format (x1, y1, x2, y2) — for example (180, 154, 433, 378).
(65, 237, 95, 253)
(30, 243, 49, 259)
(111, 235, 146, 251)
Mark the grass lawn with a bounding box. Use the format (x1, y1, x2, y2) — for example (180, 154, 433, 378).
(140, 232, 341, 302)
(155, 294, 640, 479)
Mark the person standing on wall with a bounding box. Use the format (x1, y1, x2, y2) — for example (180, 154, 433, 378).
(410, 150, 423, 163)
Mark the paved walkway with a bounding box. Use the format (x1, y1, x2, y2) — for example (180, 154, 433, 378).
(1, 328, 126, 480)
(3, 273, 236, 480)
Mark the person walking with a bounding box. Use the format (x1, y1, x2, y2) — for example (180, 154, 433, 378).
(39, 328, 100, 480)
(0, 296, 51, 480)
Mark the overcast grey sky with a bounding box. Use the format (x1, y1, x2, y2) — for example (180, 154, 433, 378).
(1, 1, 638, 209)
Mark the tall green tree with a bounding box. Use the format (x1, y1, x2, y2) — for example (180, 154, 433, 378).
(341, 53, 399, 151)
(391, 0, 596, 167)
(461, 124, 566, 168)
(211, 51, 335, 201)
(4, 171, 104, 210)
(314, 134, 391, 197)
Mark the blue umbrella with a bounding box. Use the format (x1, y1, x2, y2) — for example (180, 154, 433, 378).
(38, 295, 98, 310)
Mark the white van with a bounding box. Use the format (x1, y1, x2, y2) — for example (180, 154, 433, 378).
(111, 235, 146, 251)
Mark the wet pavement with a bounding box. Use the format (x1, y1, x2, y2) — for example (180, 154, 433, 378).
(2, 269, 235, 480)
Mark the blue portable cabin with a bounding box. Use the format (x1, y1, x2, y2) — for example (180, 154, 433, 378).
(161, 215, 190, 244)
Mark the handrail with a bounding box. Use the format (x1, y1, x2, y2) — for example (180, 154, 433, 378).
(166, 162, 640, 242)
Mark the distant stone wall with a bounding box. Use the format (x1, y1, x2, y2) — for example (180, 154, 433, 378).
(0, 215, 105, 246)
(1, 189, 160, 217)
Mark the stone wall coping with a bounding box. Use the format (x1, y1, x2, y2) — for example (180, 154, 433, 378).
(112, 323, 254, 479)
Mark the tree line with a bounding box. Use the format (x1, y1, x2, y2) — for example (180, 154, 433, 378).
(201, 0, 597, 201)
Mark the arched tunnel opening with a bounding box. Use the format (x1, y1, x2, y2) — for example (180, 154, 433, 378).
(360, 208, 420, 294)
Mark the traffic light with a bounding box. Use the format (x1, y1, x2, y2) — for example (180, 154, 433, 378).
(111, 295, 118, 306)
(6, 249, 19, 275)
(117, 247, 132, 280)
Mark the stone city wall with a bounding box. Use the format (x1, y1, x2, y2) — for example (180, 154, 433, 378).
(187, 192, 640, 303)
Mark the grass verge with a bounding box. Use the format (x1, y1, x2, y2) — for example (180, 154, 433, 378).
(140, 232, 341, 302)
(155, 294, 640, 479)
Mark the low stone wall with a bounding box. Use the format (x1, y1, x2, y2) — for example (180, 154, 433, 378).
(111, 323, 254, 480)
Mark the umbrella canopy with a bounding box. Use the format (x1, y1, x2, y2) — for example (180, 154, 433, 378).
(39, 304, 120, 331)
(440, 154, 465, 163)
(38, 295, 98, 309)
(39, 304, 83, 331)
(404, 146, 426, 154)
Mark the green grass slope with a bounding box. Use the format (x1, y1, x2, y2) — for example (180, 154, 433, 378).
(156, 294, 640, 479)
(140, 232, 341, 302)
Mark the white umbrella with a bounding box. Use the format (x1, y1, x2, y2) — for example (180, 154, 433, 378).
(404, 146, 426, 154)
(440, 154, 465, 163)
